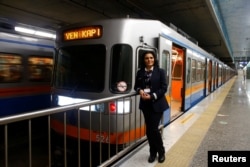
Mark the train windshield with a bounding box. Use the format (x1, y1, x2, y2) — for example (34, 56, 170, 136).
(110, 44, 132, 93)
(54, 44, 106, 92)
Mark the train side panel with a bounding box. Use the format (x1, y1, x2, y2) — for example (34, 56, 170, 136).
(0, 31, 54, 117)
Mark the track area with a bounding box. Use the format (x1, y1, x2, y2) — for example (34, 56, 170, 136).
(0, 117, 49, 167)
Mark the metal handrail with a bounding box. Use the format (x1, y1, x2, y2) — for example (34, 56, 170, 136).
(0, 92, 137, 125)
(0, 92, 140, 167)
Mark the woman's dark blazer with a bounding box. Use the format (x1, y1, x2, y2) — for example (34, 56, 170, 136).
(134, 67, 169, 112)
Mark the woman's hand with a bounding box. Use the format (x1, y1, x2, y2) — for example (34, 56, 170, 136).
(139, 90, 151, 100)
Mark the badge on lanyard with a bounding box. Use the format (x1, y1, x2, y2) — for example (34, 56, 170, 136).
(144, 88, 151, 93)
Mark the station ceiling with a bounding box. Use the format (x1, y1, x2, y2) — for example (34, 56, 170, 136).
(1, 0, 250, 69)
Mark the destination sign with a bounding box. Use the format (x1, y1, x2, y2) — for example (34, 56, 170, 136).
(63, 26, 102, 41)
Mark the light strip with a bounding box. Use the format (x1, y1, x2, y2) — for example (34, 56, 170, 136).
(15, 26, 56, 39)
(57, 95, 97, 111)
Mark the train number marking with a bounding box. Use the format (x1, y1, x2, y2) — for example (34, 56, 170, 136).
(96, 134, 109, 143)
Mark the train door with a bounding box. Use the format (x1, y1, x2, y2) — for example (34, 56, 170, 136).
(207, 59, 212, 94)
(208, 60, 213, 94)
(218, 64, 222, 86)
(158, 35, 172, 124)
(222, 67, 226, 83)
(212, 61, 216, 91)
(215, 62, 218, 89)
(210, 61, 214, 91)
(165, 40, 185, 119)
(184, 49, 192, 110)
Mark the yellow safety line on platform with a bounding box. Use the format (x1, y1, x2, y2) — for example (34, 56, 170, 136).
(180, 113, 194, 124)
(155, 77, 236, 167)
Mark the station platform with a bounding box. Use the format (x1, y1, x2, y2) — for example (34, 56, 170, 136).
(117, 73, 250, 167)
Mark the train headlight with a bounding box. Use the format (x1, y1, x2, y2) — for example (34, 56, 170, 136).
(58, 95, 86, 106)
(108, 100, 130, 114)
(57, 95, 102, 112)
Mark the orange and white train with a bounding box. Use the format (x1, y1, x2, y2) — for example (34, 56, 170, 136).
(50, 18, 235, 145)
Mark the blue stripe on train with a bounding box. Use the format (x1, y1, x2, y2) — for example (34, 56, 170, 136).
(0, 94, 51, 117)
(185, 89, 206, 111)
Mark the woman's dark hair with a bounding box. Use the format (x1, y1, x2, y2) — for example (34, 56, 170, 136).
(140, 51, 159, 68)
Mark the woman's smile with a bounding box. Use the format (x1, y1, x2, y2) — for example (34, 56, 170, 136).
(144, 53, 155, 69)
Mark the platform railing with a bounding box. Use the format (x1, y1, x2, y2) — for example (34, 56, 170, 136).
(0, 92, 150, 167)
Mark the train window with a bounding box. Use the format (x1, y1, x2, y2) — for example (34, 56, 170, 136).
(54, 44, 106, 92)
(213, 63, 216, 79)
(202, 62, 205, 80)
(218, 66, 222, 78)
(171, 50, 182, 80)
(110, 44, 132, 93)
(161, 50, 170, 84)
(28, 56, 53, 82)
(196, 61, 202, 81)
(191, 59, 197, 82)
(0, 53, 22, 83)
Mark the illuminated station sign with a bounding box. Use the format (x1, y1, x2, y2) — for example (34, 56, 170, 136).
(63, 26, 102, 41)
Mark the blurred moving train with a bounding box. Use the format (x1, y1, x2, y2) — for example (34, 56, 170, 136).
(0, 24, 54, 117)
(50, 18, 235, 145)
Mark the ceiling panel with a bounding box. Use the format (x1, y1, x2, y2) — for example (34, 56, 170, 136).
(217, 0, 250, 65)
(1, 0, 249, 68)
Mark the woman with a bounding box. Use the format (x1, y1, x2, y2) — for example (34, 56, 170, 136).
(134, 51, 169, 163)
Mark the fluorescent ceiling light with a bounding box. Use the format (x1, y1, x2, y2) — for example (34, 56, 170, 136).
(15, 26, 56, 39)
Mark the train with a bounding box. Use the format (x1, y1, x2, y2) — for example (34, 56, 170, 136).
(0, 24, 55, 117)
(50, 18, 235, 145)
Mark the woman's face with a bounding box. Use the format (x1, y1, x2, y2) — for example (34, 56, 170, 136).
(144, 53, 155, 68)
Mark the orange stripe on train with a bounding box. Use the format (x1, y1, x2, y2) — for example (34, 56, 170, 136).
(51, 119, 146, 144)
(0, 85, 51, 97)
